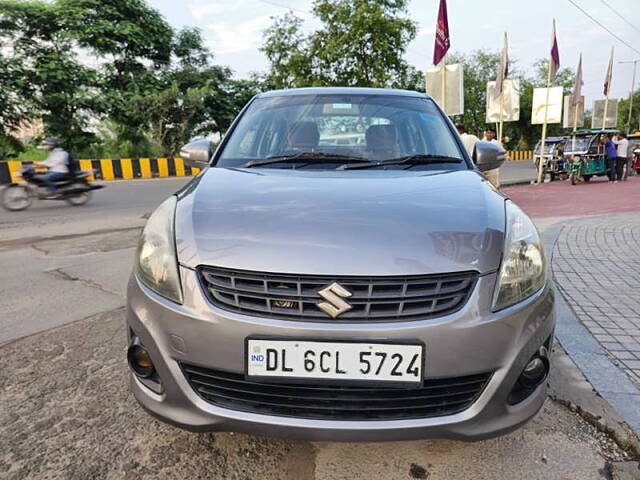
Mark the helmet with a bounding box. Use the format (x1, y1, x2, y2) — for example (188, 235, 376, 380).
(39, 137, 60, 150)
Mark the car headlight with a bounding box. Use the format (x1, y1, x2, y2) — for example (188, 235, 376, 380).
(135, 196, 183, 304)
(492, 201, 546, 311)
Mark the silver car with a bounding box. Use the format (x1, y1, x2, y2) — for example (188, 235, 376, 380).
(126, 87, 554, 441)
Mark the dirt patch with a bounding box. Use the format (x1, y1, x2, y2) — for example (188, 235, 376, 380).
(32, 228, 141, 256)
(0, 309, 315, 480)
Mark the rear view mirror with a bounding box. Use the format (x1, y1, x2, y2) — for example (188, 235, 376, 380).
(474, 141, 507, 172)
(179, 139, 212, 169)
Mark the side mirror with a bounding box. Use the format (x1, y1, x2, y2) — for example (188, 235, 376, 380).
(474, 141, 507, 172)
(179, 139, 212, 168)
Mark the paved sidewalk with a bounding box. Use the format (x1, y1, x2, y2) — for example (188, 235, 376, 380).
(503, 175, 640, 218)
(552, 214, 640, 385)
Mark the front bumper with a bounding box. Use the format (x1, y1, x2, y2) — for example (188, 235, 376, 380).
(126, 267, 555, 442)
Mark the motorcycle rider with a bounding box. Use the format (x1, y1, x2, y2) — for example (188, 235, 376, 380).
(36, 138, 70, 198)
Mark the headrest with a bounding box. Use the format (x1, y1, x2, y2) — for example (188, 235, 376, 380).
(288, 121, 320, 149)
(366, 125, 397, 151)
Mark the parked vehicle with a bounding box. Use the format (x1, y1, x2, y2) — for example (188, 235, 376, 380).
(628, 132, 640, 175)
(1, 164, 104, 211)
(533, 136, 568, 181)
(126, 87, 554, 441)
(563, 129, 620, 185)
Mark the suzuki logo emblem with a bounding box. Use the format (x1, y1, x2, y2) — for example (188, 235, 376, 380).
(316, 282, 353, 318)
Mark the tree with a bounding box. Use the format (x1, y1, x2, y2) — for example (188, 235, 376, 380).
(310, 0, 416, 87)
(0, 1, 101, 151)
(617, 89, 640, 132)
(447, 51, 501, 137)
(261, 13, 311, 89)
(57, 0, 174, 152)
(261, 0, 417, 89)
(148, 82, 213, 156)
(0, 53, 30, 138)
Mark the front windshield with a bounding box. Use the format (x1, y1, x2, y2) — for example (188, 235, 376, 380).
(534, 143, 557, 154)
(216, 94, 466, 170)
(563, 136, 592, 153)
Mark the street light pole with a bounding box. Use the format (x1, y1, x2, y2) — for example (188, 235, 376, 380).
(619, 59, 639, 132)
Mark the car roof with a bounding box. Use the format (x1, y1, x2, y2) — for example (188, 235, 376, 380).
(573, 128, 621, 135)
(257, 87, 429, 99)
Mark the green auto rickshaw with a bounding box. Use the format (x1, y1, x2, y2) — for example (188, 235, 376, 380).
(563, 129, 620, 185)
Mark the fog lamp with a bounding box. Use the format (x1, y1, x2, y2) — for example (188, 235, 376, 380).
(128, 344, 155, 378)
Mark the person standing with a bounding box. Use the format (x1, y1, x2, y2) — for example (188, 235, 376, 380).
(481, 128, 502, 188)
(603, 134, 619, 183)
(613, 133, 629, 181)
(482, 128, 501, 146)
(456, 124, 479, 157)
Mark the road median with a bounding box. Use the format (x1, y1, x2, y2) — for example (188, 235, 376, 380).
(0, 158, 201, 184)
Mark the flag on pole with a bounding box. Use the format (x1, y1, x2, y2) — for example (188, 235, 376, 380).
(603, 47, 614, 96)
(550, 19, 560, 81)
(571, 54, 583, 106)
(433, 0, 450, 66)
(494, 32, 509, 96)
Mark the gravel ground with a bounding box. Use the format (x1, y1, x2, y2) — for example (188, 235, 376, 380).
(0, 307, 633, 480)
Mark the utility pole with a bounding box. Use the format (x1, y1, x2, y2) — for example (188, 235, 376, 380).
(618, 59, 639, 132)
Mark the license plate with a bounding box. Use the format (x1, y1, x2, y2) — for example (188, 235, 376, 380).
(246, 339, 423, 386)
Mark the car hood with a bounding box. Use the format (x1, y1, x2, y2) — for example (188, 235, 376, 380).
(175, 168, 506, 276)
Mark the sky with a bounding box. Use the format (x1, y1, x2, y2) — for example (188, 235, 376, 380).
(148, 0, 640, 107)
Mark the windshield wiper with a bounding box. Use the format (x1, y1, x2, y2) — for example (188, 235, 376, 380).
(340, 154, 463, 170)
(242, 152, 368, 168)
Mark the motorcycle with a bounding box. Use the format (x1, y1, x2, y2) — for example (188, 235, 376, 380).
(1, 165, 104, 211)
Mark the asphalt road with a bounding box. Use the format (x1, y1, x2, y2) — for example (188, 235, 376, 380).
(1, 170, 638, 479)
(0, 177, 191, 242)
(500, 159, 537, 185)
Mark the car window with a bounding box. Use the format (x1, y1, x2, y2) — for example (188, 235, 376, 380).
(216, 94, 466, 169)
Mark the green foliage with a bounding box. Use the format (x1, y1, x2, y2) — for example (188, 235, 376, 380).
(0, 0, 271, 158)
(15, 146, 48, 162)
(0, 134, 24, 158)
(0, 0, 100, 151)
(262, 0, 417, 89)
(617, 90, 640, 133)
(148, 81, 213, 156)
(261, 13, 311, 88)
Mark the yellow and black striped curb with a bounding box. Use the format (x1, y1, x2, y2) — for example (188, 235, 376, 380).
(507, 150, 533, 161)
(0, 157, 201, 184)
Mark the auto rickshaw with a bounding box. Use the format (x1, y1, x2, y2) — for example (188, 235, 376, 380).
(628, 132, 640, 175)
(533, 136, 568, 181)
(563, 129, 620, 185)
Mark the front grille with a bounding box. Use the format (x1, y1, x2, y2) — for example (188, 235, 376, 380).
(182, 364, 491, 421)
(198, 267, 477, 322)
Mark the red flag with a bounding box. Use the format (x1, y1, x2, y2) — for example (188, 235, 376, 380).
(550, 20, 560, 81)
(604, 47, 614, 96)
(433, 0, 450, 65)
